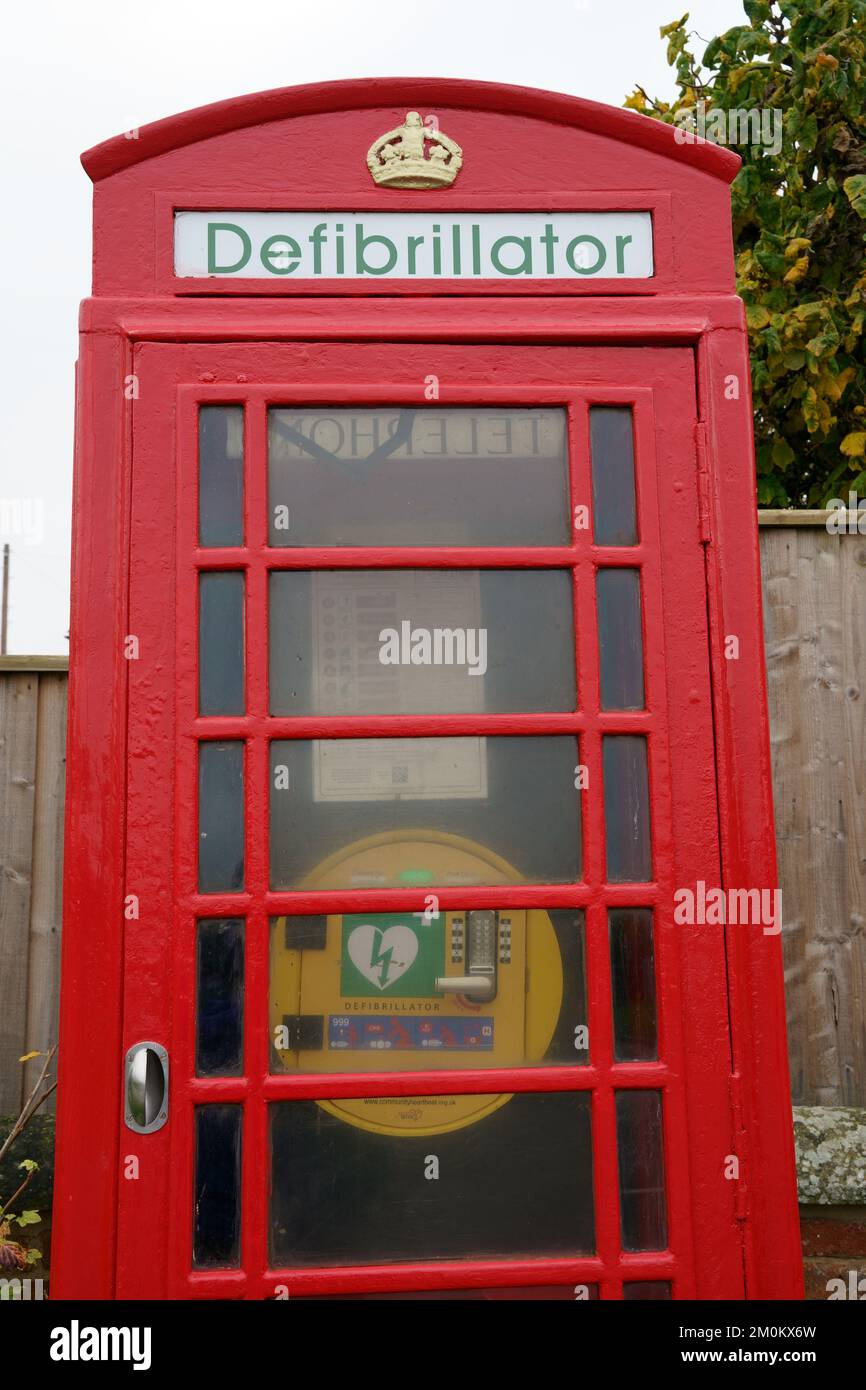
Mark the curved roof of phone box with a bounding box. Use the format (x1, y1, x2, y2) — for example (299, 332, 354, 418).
(80, 76, 741, 184)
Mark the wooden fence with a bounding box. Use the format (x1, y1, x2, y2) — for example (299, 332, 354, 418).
(0, 657, 67, 1114)
(0, 519, 863, 1111)
(761, 518, 865, 1107)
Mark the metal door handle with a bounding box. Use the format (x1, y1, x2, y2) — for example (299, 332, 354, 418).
(434, 973, 495, 1000)
(124, 1042, 169, 1133)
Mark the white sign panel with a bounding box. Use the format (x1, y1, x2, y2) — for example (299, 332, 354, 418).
(314, 737, 488, 803)
(174, 211, 653, 280)
(311, 571, 486, 717)
(311, 571, 487, 802)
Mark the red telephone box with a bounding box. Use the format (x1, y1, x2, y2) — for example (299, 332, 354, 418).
(52, 79, 802, 1300)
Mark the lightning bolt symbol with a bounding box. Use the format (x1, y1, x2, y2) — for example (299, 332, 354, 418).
(370, 928, 396, 988)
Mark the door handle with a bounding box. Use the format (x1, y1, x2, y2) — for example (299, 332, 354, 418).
(434, 974, 495, 1000)
(435, 909, 498, 1002)
(124, 1041, 169, 1133)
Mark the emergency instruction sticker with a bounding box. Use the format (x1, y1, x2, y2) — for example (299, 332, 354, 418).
(339, 914, 443, 996)
(311, 569, 487, 801)
(329, 1016, 494, 1051)
(311, 569, 485, 714)
(314, 737, 487, 802)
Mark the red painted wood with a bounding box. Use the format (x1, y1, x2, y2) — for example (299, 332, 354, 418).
(81, 81, 737, 300)
(152, 189, 677, 301)
(51, 333, 130, 1300)
(53, 79, 800, 1302)
(181, 1250, 677, 1300)
(80, 294, 746, 339)
(81, 78, 739, 183)
(697, 322, 804, 1298)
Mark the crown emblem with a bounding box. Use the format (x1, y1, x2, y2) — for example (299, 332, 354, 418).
(367, 111, 463, 189)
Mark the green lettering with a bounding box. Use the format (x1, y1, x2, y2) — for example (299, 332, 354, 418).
(355, 225, 398, 275)
(490, 235, 533, 276)
(471, 224, 482, 275)
(309, 223, 328, 274)
(407, 234, 425, 275)
(566, 234, 606, 276)
(615, 234, 633, 274)
(207, 222, 251, 275)
(260, 234, 301, 276)
(540, 224, 559, 274)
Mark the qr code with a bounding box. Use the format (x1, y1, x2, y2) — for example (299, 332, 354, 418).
(392, 765, 409, 785)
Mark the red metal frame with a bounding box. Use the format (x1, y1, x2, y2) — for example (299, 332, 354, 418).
(52, 79, 802, 1302)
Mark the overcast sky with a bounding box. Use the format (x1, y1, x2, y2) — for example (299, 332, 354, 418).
(0, 0, 747, 653)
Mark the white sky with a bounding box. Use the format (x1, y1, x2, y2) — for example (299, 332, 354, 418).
(0, 0, 746, 653)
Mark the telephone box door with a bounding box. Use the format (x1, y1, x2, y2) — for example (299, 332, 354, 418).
(118, 339, 743, 1299)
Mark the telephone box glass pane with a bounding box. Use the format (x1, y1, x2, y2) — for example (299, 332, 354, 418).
(590, 407, 637, 546)
(193, 1104, 242, 1268)
(199, 572, 245, 715)
(269, 1092, 594, 1266)
(269, 736, 582, 887)
(610, 908, 657, 1062)
(603, 736, 651, 882)
(199, 405, 244, 547)
(596, 569, 644, 710)
(269, 569, 575, 715)
(199, 741, 245, 892)
(616, 1090, 668, 1251)
(268, 406, 569, 546)
(269, 909, 587, 1074)
(622, 1281, 671, 1300)
(196, 919, 244, 1076)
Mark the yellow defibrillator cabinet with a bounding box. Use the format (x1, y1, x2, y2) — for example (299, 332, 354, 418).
(271, 831, 580, 1136)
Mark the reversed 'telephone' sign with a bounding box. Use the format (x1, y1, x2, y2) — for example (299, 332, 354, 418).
(174, 211, 653, 280)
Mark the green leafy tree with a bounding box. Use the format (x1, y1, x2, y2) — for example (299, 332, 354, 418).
(626, 2, 866, 506)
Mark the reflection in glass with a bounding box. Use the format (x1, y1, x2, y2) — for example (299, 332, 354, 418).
(199, 406, 244, 547)
(269, 569, 576, 716)
(199, 742, 244, 892)
(269, 736, 582, 888)
(199, 572, 245, 715)
(610, 909, 657, 1062)
(616, 1090, 668, 1251)
(268, 406, 570, 547)
(603, 736, 651, 882)
(270, 1092, 594, 1266)
(596, 569, 644, 710)
(193, 1104, 242, 1268)
(269, 909, 587, 1074)
(196, 919, 245, 1076)
(590, 407, 637, 546)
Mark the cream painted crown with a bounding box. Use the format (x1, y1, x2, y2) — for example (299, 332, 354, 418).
(367, 111, 463, 189)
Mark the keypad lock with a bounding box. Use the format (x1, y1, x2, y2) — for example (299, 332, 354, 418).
(435, 909, 499, 1001)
